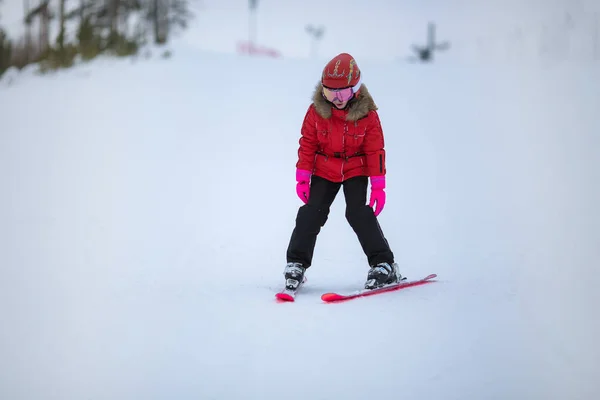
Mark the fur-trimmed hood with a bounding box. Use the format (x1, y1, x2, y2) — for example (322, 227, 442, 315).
(311, 82, 378, 121)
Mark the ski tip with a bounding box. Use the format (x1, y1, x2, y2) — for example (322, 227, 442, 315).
(275, 293, 295, 302)
(424, 273, 437, 280)
(321, 293, 345, 302)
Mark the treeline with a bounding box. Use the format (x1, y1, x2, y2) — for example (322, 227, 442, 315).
(0, 0, 192, 76)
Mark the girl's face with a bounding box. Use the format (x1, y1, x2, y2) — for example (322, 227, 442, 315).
(332, 98, 349, 109)
(322, 86, 354, 109)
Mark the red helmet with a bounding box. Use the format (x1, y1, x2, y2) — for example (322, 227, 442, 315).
(321, 53, 361, 89)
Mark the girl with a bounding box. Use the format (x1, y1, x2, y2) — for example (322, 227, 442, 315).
(283, 53, 404, 291)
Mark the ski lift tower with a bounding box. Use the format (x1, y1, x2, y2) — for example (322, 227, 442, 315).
(409, 22, 450, 63)
(248, 0, 258, 54)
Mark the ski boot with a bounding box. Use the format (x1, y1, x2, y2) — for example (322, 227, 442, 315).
(283, 262, 306, 291)
(364, 262, 404, 290)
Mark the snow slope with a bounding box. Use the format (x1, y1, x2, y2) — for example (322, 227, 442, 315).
(1, 49, 599, 400)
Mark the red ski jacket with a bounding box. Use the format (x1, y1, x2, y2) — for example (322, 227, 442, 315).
(296, 83, 386, 183)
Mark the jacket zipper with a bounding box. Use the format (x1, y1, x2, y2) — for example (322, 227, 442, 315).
(341, 123, 347, 181)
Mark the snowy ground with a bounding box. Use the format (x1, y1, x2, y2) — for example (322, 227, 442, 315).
(1, 49, 599, 400)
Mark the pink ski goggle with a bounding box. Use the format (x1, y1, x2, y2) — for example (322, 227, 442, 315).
(322, 86, 354, 103)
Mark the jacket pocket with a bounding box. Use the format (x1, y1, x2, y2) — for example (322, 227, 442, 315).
(317, 129, 330, 147)
(345, 127, 366, 148)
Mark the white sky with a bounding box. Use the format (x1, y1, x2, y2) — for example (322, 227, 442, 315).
(1, 0, 599, 61)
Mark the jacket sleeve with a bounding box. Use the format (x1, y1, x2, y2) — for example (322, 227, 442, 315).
(296, 105, 319, 172)
(362, 111, 386, 176)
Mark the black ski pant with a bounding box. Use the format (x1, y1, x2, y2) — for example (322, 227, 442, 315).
(286, 175, 394, 268)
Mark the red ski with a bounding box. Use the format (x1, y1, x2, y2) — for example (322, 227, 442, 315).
(275, 277, 307, 302)
(321, 273, 437, 303)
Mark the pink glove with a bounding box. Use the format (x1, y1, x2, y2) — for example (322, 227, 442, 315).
(296, 169, 311, 204)
(369, 176, 386, 216)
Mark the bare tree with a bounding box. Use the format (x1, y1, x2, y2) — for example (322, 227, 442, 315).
(169, 0, 193, 33)
(0, 0, 12, 75)
(57, 0, 66, 50)
(150, 0, 167, 44)
(108, 0, 121, 37)
(23, 0, 32, 63)
(25, 0, 53, 57)
(2, 0, 193, 72)
(145, 0, 192, 45)
(63, 0, 95, 25)
(57, 0, 96, 49)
